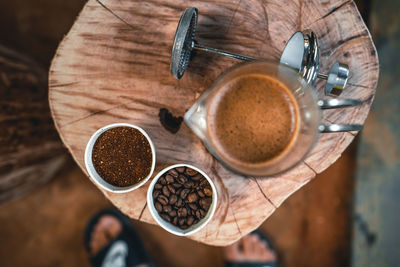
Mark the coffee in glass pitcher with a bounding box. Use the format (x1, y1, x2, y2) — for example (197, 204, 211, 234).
(207, 73, 300, 167)
(184, 61, 320, 176)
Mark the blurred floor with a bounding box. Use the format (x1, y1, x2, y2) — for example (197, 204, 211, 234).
(351, 0, 400, 266)
(0, 164, 109, 267)
(0, 0, 87, 67)
(0, 141, 357, 267)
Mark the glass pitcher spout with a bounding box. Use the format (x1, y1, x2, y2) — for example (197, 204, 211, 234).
(184, 95, 209, 142)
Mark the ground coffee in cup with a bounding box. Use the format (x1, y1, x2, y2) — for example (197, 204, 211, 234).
(152, 166, 213, 230)
(92, 126, 152, 187)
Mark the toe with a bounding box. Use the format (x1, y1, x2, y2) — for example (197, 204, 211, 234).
(223, 240, 243, 262)
(89, 215, 123, 256)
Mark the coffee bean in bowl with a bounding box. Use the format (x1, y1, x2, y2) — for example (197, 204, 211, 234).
(85, 123, 156, 193)
(147, 164, 217, 236)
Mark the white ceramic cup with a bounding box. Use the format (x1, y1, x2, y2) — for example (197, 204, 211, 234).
(84, 123, 156, 193)
(147, 164, 218, 236)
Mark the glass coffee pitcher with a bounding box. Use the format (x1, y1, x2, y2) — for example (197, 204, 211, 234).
(184, 61, 320, 176)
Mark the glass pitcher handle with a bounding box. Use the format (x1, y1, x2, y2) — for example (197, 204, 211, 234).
(319, 124, 363, 133)
(318, 98, 363, 109)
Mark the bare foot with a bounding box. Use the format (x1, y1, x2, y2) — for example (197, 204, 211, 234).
(89, 215, 123, 256)
(223, 233, 277, 263)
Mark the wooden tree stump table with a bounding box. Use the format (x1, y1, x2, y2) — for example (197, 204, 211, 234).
(49, 0, 379, 246)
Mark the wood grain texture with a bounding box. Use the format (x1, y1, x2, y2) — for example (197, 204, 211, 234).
(49, 0, 379, 245)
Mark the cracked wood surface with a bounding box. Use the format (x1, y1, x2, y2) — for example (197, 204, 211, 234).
(49, 0, 379, 246)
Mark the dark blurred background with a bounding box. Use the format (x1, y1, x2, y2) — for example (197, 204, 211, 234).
(0, 0, 399, 266)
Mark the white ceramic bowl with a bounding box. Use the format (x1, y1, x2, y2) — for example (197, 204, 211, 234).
(147, 164, 218, 236)
(84, 123, 156, 193)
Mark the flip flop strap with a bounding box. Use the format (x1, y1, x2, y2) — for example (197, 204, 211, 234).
(225, 261, 277, 267)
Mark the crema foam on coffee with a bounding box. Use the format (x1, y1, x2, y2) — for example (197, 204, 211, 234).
(207, 74, 300, 166)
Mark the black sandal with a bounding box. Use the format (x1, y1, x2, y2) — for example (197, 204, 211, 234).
(84, 208, 155, 267)
(225, 230, 278, 267)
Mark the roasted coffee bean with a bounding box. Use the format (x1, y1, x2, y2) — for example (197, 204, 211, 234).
(159, 177, 167, 185)
(198, 197, 205, 206)
(178, 218, 186, 226)
(178, 174, 188, 184)
(186, 207, 192, 216)
(185, 180, 195, 189)
(158, 195, 168, 205)
(188, 203, 198, 211)
(162, 186, 170, 197)
(178, 207, 187, 217)
(172, 217, 178, 226)
(163, 205, 172, 213)
(169, 194, 178, 205)
(187, 192, 198, 203)
(175, 198, 183, 207)
(155, 184, 162, 190)
(191, 173, 202, 181)
(199, 209, 205, 217)
(194, 219, 199, 224)
(185, 168, 198, 176)
(160, 213, 171, 222)
(199, 198, 212, 209)
(200, 178, 208, 186)
(180, 188, 190, 199)
(168, 169, 179, 178)
(176, 187, 183, 196)
(203, 187, 212, 197)
(187, 216, 195, 226)
(195, 210, 202, 219)
(153, 190, 161, 199)
(172, 183, 182, 188)
(180, 225, 189, 229)
(169, 210, 177, 217)
(167, 184, 176, 194)
(197, 190, 205, 198)
(165, 174, 175, 183)
(176, 167, 185, 173)
(155, 202, 163, 213)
